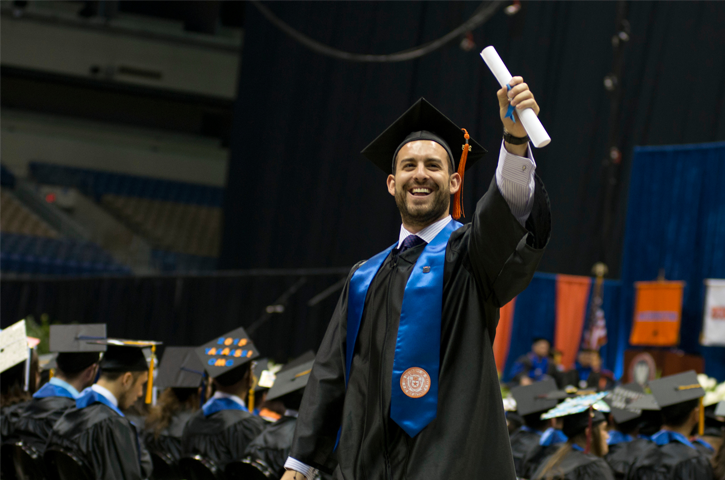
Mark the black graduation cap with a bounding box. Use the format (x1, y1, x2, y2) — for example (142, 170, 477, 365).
(156, 347, 205, 390)
(50, 324, 106, 374)
(626, 394, 661, 411)
(360, 98, 487, 219)
(715, 400, 725, 418)
(511, 378, 558, 416)
(266, 359, 314, 402)
(278, 350, 316, 374)
(649, 371, 705, 408)
(196, 327, 259, 384)
(94, 339, 160, 373)
(605, 383, 645, 424)
(541, 392, 609, 439)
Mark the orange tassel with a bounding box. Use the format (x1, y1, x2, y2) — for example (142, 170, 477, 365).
(452, 128, 471, 220)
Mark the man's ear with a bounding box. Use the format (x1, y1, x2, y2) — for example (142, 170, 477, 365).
(449, 172, 461, 195)
(387, 174, 396, 197)
(122, 371, 134, 388)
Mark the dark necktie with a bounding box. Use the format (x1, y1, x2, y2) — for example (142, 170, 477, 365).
(398, 234, 426, 253)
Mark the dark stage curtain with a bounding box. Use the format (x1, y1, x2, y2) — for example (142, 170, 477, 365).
(0, 272, 348, 363)
(221, 1, 725, 278)
(618, 142, 725, 380)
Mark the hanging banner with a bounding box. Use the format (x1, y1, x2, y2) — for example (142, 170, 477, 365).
(629, 281, 684, 347)
(493, 298, 516, 374)
(555, 275, 591, 370)
(701, 279, 725, 346)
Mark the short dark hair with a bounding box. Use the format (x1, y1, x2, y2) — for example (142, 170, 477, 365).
(214, 363, 251, 388)
(523, 412, 549, 432)
(101, 370, 144, 383)
(661, 399, 699, 427)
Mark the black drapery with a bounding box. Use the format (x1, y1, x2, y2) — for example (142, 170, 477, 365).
(221, 1, 725, 278)
(0, 273, 346, 361)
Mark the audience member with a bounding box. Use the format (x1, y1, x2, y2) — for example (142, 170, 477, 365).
(511, 338, 558, 386)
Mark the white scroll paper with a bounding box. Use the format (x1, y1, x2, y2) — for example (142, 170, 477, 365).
(480, 46, 551, 148)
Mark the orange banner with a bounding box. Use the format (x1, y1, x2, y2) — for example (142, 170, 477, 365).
(555, 275, 592, 370)
(493, 298, 516, 374)
(629, 281, 684, 346)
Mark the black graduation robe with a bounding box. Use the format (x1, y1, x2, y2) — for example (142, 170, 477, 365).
(523, 443, 563, 479)
(510, 428, 545, 477)
(143, 409, 195, 463)
(13, 395, 75, 454)
(605, 438, 653, 480)
(181, 407, 266, 470)
(242, 415, 297, 478)
(291, 176, 551, 480)
(627, 441, 714, 480)
(47, 403, 147, 480)
(0, 401, 30, 443)
(531, 449, 616, 480)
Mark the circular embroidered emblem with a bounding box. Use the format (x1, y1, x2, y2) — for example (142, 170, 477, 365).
(400, 367, 431, 399)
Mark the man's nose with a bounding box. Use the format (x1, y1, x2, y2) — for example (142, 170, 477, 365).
(413, 163, 430, 181)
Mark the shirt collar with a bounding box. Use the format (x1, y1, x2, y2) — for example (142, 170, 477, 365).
(49, 377, 81, 398)
(398, 215, 452, 246)
(91, 384, 119, 408)
(211, 390, 246, 409)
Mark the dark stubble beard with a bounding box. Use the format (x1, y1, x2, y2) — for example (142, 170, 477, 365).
(394, 181, 450, 230)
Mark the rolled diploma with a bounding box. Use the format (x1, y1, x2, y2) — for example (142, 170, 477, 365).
(480, 46, 551, 148)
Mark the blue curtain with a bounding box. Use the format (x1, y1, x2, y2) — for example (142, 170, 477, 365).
(503, 273, 557, 381)
(618, 142, 725, 381)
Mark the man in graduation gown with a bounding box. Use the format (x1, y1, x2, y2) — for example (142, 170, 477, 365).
(628, 372, 714, 480)
(509, 379, 558, 477)
(603, 384, 653, 480)
(13, 325, 104, 455)
(283, 78, 550, 480)
(46, 341, 154, 480)
(181, 327, 267, 471)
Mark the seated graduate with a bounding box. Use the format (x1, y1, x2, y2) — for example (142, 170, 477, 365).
(144, 346, 203, 463)
(532, 393, 614, 480)
(522, 388, 571, 480)
(240, 356, 314, 478)
(603, 384, 654, 480)
(510, 378, 559, 477)
(691, 402, 724, 463)
(628, 371, 714, 480)
(181, 327, 266, 470)
(13, 325, 104, 455)
(0, 321, 40, 444)
(46, 338, 158, 480)
(511, 337, 558, 386)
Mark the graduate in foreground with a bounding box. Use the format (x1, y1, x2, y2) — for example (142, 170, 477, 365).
(282, 77, 551, 480)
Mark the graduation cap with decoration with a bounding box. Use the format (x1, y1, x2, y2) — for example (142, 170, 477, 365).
(0, 320, 30, 375)
(266, 358, 314, 402)
(361, 98, 488, 220)
(543, 385, 598, 401)
(511, 378, 559, 417)
(648, 370, 706, 435)
(605, 383, 646, 425)
(49, 324, 106, 375)
(91, 338, 162, 404)
(196, 327, 259, 387)
(541, 392, 610, 454)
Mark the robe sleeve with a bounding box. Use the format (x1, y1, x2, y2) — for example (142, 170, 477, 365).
(466, 174, 551, 340)
(225, 417, 266, 463)
(289, 266, 359, 474)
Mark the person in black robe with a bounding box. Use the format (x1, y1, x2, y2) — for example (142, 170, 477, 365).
(181, 327, 267, 471)
(284, 80, 550, 480)
(239, 357, 314, 479)
(627, 371, 714, 480)
(46, 340, 156, 480)
(509, 378, 559, 476)
(144, 346, 203, 463)
(13, 324, 104, 455)
(532, 393, 615, 480)
(522, 422, 569, 479)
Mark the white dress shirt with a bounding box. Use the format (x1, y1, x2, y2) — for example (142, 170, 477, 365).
(209, 390, 247, 409)
(284, 141, 537, 479)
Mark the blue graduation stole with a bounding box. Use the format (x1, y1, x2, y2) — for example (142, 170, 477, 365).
(652, 430, 696, 449)
(76, 388, 125, 417)
(202, 397, 248, 417)
(607, 430, 633, 445)
(33, 382, 76, 400)
(540, 428, 568, 446)
(346, 219, 462, 437)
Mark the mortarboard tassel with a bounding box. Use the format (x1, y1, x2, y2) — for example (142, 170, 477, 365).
(584, 405, 593, 454)
(248, 362, 258, 412)
(452, 129, 471, 220)
(698, 397, 704, 436)
(145, 344, 156, 404)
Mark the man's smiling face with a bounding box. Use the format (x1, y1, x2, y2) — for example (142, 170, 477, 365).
(387, 140, 461, 231)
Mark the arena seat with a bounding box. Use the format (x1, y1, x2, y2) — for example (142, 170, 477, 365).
(12, 441, 46, 480)
(1, 189, 58, 238)
(43, 448, 92, 480)
(178, 455, 221, 480)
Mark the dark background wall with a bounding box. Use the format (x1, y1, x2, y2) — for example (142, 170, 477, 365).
(220, 1, 725, 279)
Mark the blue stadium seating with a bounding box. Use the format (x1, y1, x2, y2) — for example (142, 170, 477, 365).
(150, 250, 217, 273)
(29, 163, 224, 207)
(0, 233, 131, 275)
